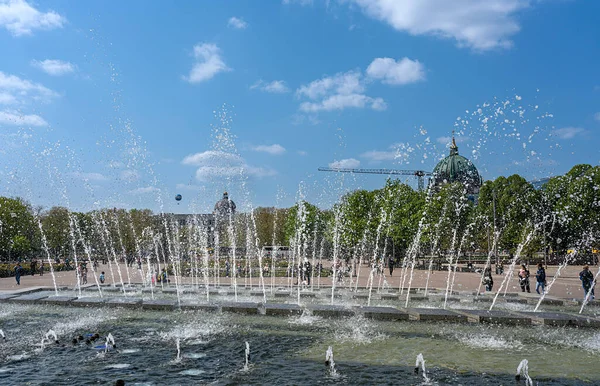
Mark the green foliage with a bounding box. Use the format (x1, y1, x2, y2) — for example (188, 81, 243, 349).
(284, 200, 321, 245)
(0, 197, 36, 259)
(476, 174, 539, 254)
(542, 164, 600, 251)
(422, 182, 473, 253)
(41, 206, 71, 257)
(1, 164, 598, 263)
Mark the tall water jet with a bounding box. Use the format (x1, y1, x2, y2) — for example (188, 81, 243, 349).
(449, 221, 476, 296)
(535, 249, 577, 312)
(476, 232, 500, 296)
(490, 226, 537, 310)
(367, 206, 387, 306)
(37, 218, 59, 296)
(423, 201, 449, 297)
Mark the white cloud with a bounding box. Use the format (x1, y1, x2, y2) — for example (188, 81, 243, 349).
(594, 112, 600, 122)
(182, 150, 243, 166)
(0, 92, 16, 104)
(295, 67, 395, 113)
(129, 186, 160, 195)
(120, 169, 140, 182)
(227, 16, 248, 29)
(0, 71, 58, 104)
(0, 0, 65, 36)
(70, 172, 108, 182)
(300, 93, 386, 112)
(297, 71, 364, 100)
(252, 144, 286, 155)
(361, 142, 416, 164)
(297, 150, 308, 156)
(0, 110, 47, 126)
(366, 57, 425, 85)
(182, 150, 277, 181)
(329, 158, 360, 168)
(251, 79, 290, 93)
(184, 43, 230, 83)
(551, 127, 586, 140)
(289, 0, 531, 50)
(31, 59, 75, 76)
(193, 165, 276, 181)
(347, 0, 529, 51)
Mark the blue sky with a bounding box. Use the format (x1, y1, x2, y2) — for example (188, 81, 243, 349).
(0, 0, 599, 213)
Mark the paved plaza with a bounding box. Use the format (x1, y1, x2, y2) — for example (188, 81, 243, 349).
(0, 262, 594, 301)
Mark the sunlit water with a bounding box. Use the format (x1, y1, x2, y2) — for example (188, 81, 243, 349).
(0, 304, 599, 385)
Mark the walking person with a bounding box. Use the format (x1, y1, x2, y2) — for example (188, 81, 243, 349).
(579, 265, 595, 300)
(535, 263, 546, 295)
(30, 259, 37, 276)
(388, 256, 394, 276)
(483, 267, 494, 292)
(518, 264, 530, 293)
(14, 263, 22, 285)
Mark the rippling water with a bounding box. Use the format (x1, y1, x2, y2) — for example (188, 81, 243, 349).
(0, 303, 598, 385)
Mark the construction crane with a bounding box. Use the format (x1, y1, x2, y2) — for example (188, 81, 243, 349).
(318, 167, 433, 191)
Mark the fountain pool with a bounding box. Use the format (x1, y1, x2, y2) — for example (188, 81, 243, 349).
(0, 300, 600, 385)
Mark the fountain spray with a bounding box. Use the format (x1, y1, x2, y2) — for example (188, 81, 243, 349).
(490, 226, 537, 311)
(243, 341, 250, 370)
(325, 346, 337, 376)
(414, 353, 430, 383)
(105, 333, 115, 353)
(515, 359, 533, 385)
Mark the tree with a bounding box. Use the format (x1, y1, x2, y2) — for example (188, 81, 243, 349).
(380, 180, 427, 255)
(41, 206, 71, 257)
(253, 207, 288, 247)
(476, 175, 540, 255)
(0, 197, 36, 261)
(543, 164, 600, 252)
(422, 182, 472, 255)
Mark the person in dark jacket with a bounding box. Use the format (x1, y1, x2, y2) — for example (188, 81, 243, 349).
(518, 264, 530, 293)
(535, 263, 546, 295)
(579, 265, 595, 300)
(483, 267, 494, 292)
(14, 263, 22, 285)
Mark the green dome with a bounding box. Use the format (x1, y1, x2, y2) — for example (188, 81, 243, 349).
(432, 138, 482, 194)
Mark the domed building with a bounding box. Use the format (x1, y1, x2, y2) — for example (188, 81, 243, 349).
(213, 191, 236, 220)
(431, 135, 483, 196)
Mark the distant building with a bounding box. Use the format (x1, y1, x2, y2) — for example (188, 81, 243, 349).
(165, 191, 237, 250)
(213, 191, 236, 221)
(431, 135, 483, 197)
